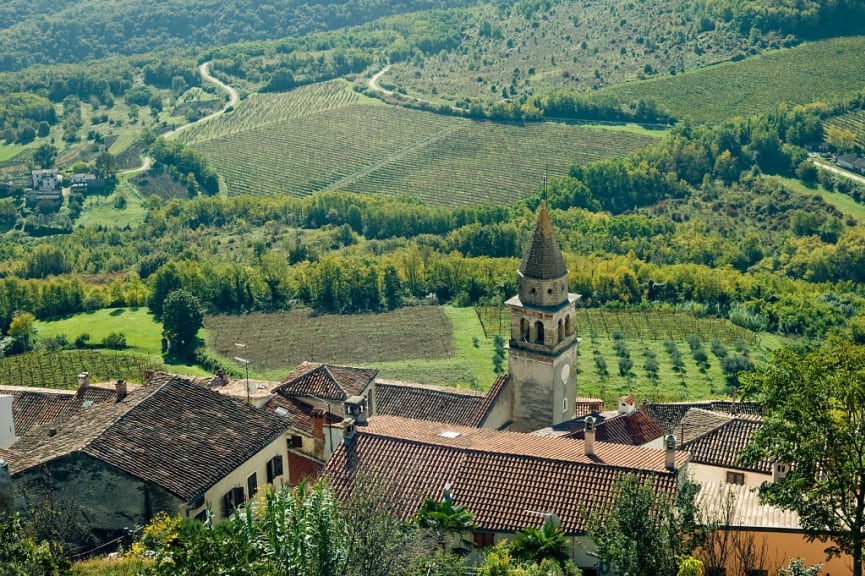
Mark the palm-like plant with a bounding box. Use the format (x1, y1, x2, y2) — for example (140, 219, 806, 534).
(415, 497, 476, 554)
(511, 519, 570, 566)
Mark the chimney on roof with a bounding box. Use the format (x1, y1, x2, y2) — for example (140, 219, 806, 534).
(342, 417, 357, 443)
(343, 395, 368, 426)
(214, 368, 228, 387)
(312, 408, 325, 441)
(115, 379, 128, 402)
(0, 459, 12, 514)
(772, 461, 789, 482)
(143, 369, 154, 382)
(584, 416, 596, 456)
(664, 434, 676, 470)
(76, 372, 90, 397)
(618, 396, 635, 415)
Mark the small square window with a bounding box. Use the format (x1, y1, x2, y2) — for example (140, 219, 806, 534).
(474, 531, 495, 548)
(726, 471, 745, 485)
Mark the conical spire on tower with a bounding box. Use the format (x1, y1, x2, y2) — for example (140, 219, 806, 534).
(519, 202, 568, 280)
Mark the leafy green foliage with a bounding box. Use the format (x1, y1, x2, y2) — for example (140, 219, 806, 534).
(741, 338, 865, 576)
(416, 497, 475, 554)
(510, 520, 570, 566)
(0, 512, 70, 576)
(161, 290, 203, 352)
(588, 476, 705, 576)
(134, 480, 448, 576)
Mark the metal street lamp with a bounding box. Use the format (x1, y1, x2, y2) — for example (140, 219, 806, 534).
(234, 343, 250, 405)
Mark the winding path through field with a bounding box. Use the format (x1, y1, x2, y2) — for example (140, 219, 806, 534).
(118, 61, 238, 176)
(367, 65, 468, 114)
(811, 156, 865, 187)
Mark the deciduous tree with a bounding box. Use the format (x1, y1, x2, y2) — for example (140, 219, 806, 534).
(161, 289, 203, 352)
(741, 338, 865, 576)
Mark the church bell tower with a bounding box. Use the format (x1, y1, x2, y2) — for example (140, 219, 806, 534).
(506, 202, 580, 432)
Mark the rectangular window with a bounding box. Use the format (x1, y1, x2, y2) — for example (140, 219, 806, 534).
(267, 454, 284, 483)
(473, 531, 495, 549)
(247, 472, 258, 499)
(222, 486, 246, 517)
(290, 435, 303, 449)
(706, 568, 726, 576)
(746, 570, 768, 576)
(726, 471, 745, 485)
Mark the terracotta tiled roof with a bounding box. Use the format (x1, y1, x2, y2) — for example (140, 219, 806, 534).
(644, 401, 763, 433)
(374, 374, 510, 428)
(2, 385, 117, 435)
(675, 408, 733, 444)
(326, 416, 684, 534)
(519, 202, 568, 280)
(698, 481, 801, 530)
(264, 394, 342, 435)
(277, 362, 378, 401)
(376, 381, 484, 426)
(565, 411, 665, 446)
(683, 416, 769, 474)
(4, 373, 290, 502)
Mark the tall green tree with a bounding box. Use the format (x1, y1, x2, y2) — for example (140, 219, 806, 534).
(741, 338, 865, 576)
(32, 143, 57, 169)
(161, 289, 203, 352)
(0, 513, 69, 576)
(588, 475, 704, 576)
(8, 312, 37, 354)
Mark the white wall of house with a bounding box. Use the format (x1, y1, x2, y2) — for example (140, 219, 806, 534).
(481, 384, 514, 430)
(689, 462, 770, 488)
(641, 436, 665, 449)
(186, 433, 289, 522)
(0, 395, 16, 449)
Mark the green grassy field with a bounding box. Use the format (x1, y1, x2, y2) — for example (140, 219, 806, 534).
(603, 35, 865, 125)
(76, 180, 149, 228)
(770, 174, 865, 224)
(32, 307, 208, 378)
(35, 307, 165, 354)
(184, 81, 657, 207)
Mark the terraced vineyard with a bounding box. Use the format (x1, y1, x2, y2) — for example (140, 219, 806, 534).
(189, 82, 657, 206)
(341, 122, 655, 206)
(604, 35, 865, 125)
(824, 109, 865, 150)
(180, 81, 362, 144)
(0, 147, 33, 170)
(0, 351, 164, 388)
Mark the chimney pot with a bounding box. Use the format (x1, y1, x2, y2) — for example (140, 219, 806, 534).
(342, 417, 357, 443)
(312, 408, 325, 440)
(664, 434, 676, 470)
(115, 379, 128, 402)
(584, 416, 596, 456)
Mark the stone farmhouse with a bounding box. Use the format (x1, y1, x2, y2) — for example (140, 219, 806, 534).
(0, 372, 291, 552)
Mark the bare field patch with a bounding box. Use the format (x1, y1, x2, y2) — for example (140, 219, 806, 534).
(205, 307, 455, 371)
